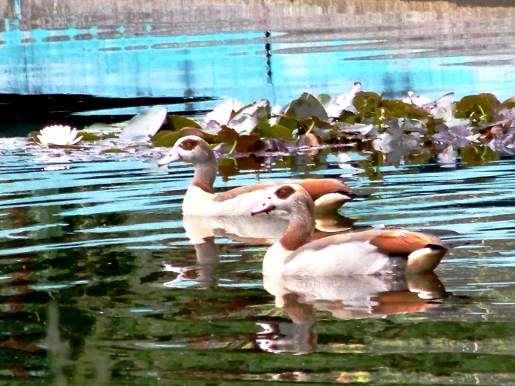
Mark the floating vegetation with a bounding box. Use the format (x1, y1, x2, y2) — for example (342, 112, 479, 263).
(154, 87, 515, 167)
(12, 85, 515, 171)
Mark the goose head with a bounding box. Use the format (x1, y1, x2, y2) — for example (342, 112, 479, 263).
(158, 135, 214, 166)
(251, 184, 314, 217)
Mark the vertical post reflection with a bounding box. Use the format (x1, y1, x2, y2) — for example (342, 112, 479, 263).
(46, 302, 68, 386)
(265, 30, 273, 84)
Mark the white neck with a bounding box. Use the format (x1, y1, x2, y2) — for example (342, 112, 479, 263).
(182, 185, 216, 215)
(263, 242, 293, 276)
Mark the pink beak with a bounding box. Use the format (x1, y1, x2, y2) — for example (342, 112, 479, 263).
(158, 148, 181, 166)
(251, 199, 276, 216)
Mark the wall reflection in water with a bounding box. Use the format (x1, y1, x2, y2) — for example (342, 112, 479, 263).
(1, 0, 515, 111)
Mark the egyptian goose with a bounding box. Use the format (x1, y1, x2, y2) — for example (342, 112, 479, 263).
(251, 184, 448, 276)
(158, 135, 353, 216)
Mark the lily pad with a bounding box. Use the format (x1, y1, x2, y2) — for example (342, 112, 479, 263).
(277, 116, 299, 131)
(256, 121, 293, 140)
(218, 158, 238, 179)
(214, 127, 239, 147)
(167, 115, 201, 130)
(152, 127, 211, 147)
(234, 134, 264, 153)
(353, 92, 381, 115)
(461, 144, 499, 165)
(80, 132, 103, 141)
(381, 100, 429, 120)
(455, 94, 500, 124)
(152, 130, 183, 147)
(501, 97, 515, 109)
(100, 147, 127, 154)
(285, 92, 329, 121)
(119, 105, 168, 141)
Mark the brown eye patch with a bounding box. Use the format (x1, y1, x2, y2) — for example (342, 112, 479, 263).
(179, 139, 198, 151)
(275, 185, 295, 199)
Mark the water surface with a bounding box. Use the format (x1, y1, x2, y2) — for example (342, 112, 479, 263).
(0, 145, 514, 384)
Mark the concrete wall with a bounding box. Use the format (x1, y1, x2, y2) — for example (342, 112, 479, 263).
(1, 0, 515, 35)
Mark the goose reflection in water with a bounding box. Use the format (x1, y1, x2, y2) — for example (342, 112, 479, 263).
(162, 212, 355, 288)
(256, 273, 449, 354)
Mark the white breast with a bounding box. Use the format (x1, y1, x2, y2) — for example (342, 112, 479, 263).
(262, 242, 293, 276)
(282, 241, 404, 276)
(182, 186, 216, 215)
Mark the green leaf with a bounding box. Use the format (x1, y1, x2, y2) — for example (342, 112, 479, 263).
(100, 147, 127, 154)
(381, 100, 429, 120)
(455, 93, 500, 124)
(353, 92, 381, 114)
(214, 127, 239, 145)
(166, 115, 201, 130)
(501, 96, 515, 109)
(285, 92, 329, 121)
(338, 110, 357, 124)
(235, 134, 264, 153)
(80, 132, 102, 141)
(256, 121, 293, 140)
(277, 116, 298, 131)
(218, 158, 238, 179)
(317, 93, 332, 105)
(460, 145, 499, 166)
(152, 130, 183, 147)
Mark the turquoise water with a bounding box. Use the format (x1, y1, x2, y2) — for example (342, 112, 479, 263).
(2, 5, 515, 113)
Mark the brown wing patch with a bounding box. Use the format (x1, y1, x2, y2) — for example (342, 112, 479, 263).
(370, 230, 443, 256)
(275, 185, 295, 199)
(179, 138, 199, 150)
(297, 179, 351, 201)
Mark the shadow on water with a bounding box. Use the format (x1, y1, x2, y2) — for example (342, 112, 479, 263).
(0, 93, 214, 136)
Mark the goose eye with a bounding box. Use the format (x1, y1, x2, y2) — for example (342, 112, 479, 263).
(180, 139, 198, 150)
(275, 185, 295, 199)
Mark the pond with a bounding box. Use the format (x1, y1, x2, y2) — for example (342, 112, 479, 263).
(0, 1, 515, 385)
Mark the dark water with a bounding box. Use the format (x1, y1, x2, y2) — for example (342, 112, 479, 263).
(1, 1, 515, 384)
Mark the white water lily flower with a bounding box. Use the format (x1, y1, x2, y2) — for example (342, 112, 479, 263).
(205, 99, 244, 126)
(36, 125, 83, 146)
